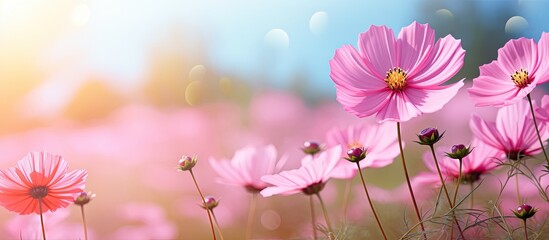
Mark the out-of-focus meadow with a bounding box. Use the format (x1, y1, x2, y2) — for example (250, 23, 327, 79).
(0, 0, 548, 239)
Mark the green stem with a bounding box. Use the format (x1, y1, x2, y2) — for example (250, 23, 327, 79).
(80, 205, 88, 240)
(515, 173, 521, 205)
(39, 198, 46, 240)
(452, 159, 463, 206)
(470, 182, 474, 209)
(356, 162, 388, 240)
(429, 145, 466, 240)
(397, 122, 427, 239)
(211, 210, 225, 240)
(315, 193, 334, 240)
(527, 94, 549, 167)
(246, 193, 257, 240)
(310, 195, 318, 240)
(189, 169, 217, 240)
(524, 219, 529, 240)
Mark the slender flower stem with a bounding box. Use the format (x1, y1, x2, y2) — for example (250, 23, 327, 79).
(470, 182, 474, 209)
(189, 169, 217, 240)
(527, 94, 549, 167)
(310, 195, 318, 240)
(315, 193, 334, 240)
(515, 174, 521, 205)
(429, 145, 453, 208)
(523, 219, 529, 240)
(340, 180, 352, 223)
(356, 162, 388, 240)
(396, 122, 426, 239)
(246, 193, 257, 240)
(429, 146, 466, 240)
(452, 159, 463, 206)
(211, 211, 225, 240)
(38, 198, 47, 240)
(80, 205, 89, 240)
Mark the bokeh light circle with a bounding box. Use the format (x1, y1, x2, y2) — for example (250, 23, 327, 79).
(505, 16, 528, 34)
(264, 29, 290, 50)
(309, 11, 328, 35)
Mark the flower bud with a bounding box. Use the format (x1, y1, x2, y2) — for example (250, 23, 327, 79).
(74, 191, 96, 206)
(201, 196, 219, 210)
(513, 204, 537, 220)
(302, 141, 322, 155)
(416, 127, 444, 146)
(345, 147, 366, 163)
(446, 144, 472, 159)
(178, 155, 197, 171)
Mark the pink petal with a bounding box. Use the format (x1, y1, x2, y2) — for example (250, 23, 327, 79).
(496, 38, 538, 78)
(396, 22, 436, 75)
(358, 25, 397, 77)
(376, 92, 422, 122)
(335, 87, 390, 118)
(403, 80, 464, 114)
(537, 32, 549, 84)
(470, 115, 506, 151)
(410, 35, 465, 87)
(329, 45, 387, 92)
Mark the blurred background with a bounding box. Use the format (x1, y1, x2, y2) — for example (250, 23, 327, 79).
(0, 0, 548, 239)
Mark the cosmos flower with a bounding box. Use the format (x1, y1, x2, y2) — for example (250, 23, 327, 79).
(535, 95, 549, 123)
(329, 21, 465, 122)
(0, 151, 88, 215)
(419, 140, 501, 186)
(469, 33, 549, 107)
(209, 145, 286, 193)
(260, 146, 341, 197)
(470, 99, 548, 161)
(325, 122, 399, 178)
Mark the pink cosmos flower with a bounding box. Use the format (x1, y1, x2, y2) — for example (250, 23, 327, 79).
(469, 33, 549, 107)
(260, 146, 341, 197)
(418, 140, 501, 186)
(209, 145, 286, 193)
(470, 99, 549, 160)
(326, 122, 399, 178)
(329, 21, 465, 122)
(535, 95, 549, 123)
(0, 151, 87, 215)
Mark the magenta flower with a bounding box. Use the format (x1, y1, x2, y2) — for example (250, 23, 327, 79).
(421, 140, 501, 185)
(260, 146, 341, 197)
(329, 21, 465, 122)
(470, 99, 549, 160)
(0, 151, 88, 215)
(326, 122, 399, 178)
(469, 33, 549, 107)
(209, 144, 286, 193)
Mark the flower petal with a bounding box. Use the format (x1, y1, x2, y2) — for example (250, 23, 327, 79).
(404, 80, 464, 114)
(409, 35, 465, 87)
(376, 92, 422, 122)
(396, 22, 436, 74)
(335, 87, 390, 118)
(329, 45, 387, 92)
(496, 38, 538, 79)
(537, 32, 549, 84)
(358, 25, 397, 77)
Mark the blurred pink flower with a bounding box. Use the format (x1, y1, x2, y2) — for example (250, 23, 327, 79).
(469, 33, 549, 107)
(5, 208, 94, 239)
(260, 146, 342, 197)
(470, 99, 549, 160)
(419, 140, 501, 186)
(109, 203, 177, 240)
(535, 95, 549, 123)
(209, 144, 286, 193)
(326, 122, 399, 178)
(329, 21, 465, 122)
(0, 151, 87, 215)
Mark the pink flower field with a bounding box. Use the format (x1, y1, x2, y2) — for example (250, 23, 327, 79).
(0, 1, 548, 239)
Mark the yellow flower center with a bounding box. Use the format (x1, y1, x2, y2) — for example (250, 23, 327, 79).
(348, 141, 363, 149)
(511, 68, 531, 88)
(385, 67, 407, 91)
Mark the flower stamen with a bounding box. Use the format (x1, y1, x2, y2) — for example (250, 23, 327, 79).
(29, 186, 48, 199)
(511, 68, 531, 88)
(385, 67, 407, 91)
